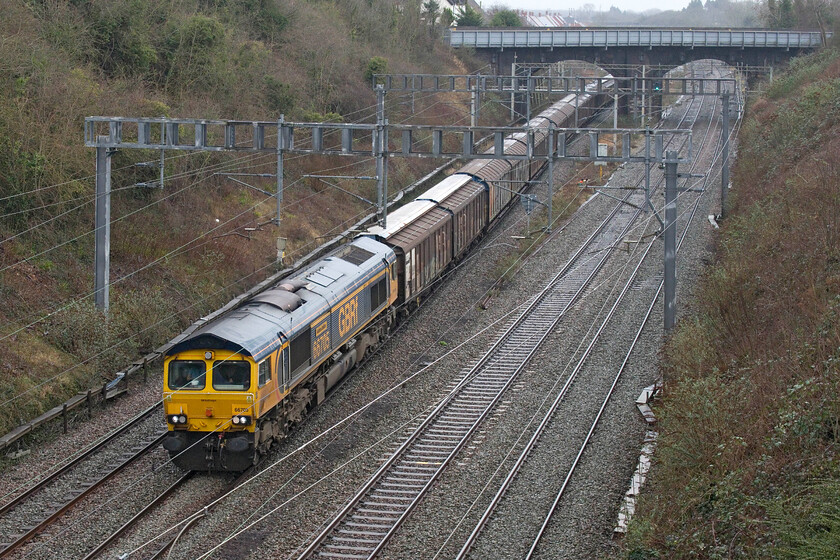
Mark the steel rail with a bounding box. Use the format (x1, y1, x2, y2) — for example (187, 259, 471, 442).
(456, 87, 709, 556)
(290, 102, 623, 560)
(145, 466, 254, 560)
(297, 145, 645, 559)
(458, 223, 657, 560)
(0, 429, 167, 558)
(80, 470, 195, 560)
(524, 70, 731, 559)
(0, 402, 162, 517)
(455, 73, 727, 558)
(295, 93, 634, 560)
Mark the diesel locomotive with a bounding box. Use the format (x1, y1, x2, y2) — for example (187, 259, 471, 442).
(162, 83, 611, 470)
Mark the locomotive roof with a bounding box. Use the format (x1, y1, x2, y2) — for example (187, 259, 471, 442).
(167, 237, 393, 362)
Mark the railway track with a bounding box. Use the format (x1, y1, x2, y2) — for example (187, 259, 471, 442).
(297, 143, 649, 558)
(451, 67, 737, 559)
(79, 470, 194, 560)
(0, 403, 166, 558)
(519, 70, 736, 558)
(78, 466, 254, 560)
(295, 67, 730, 559)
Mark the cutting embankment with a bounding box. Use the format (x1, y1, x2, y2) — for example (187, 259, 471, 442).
(624, 48, 840, 558)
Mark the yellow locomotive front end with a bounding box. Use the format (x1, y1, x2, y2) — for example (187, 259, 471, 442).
(162, 350, 259, 471)
(161, 237, 399, 472)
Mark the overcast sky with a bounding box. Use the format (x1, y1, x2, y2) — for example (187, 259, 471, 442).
(485, 0, 693, 14)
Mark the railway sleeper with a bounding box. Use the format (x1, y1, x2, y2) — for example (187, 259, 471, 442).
(365, 494, 415, 502)
(350, 513, 400, 523)
(390, 468, 437, 477)
(316, 552, 369, 559)
(346, 518, 394, 528)
(438, 414, 484, 423)
(432, 421, 474, 430)
(331, 536, 383, 544)
(404, 454, 447, 462)
(336, 528, 388, 537)
(412, 442, 453, 450)
(361, 503, 411, 512)
(323, 543, 378, 553)
(371, 488, 419, 495)
(460, 388, 504, 395)
(426, 427, 471, 436)
(405, 448, 450, 456)
(361, 497, 410, 505)
(379, 481, 426, 489)
(357, 507, 405, 515)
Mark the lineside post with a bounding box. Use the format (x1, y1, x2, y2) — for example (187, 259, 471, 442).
(720, 93, 730, 220)
(664, 150, 678, 332)
(613, 93, 618, 128)
(691, 65, 696, 98)
(526, 68, 532, 122)
(94, 139, 113, 312)
(375, 85, 388, 228)
(641, 65, 646, 127)
(276, 115, 284, 227)
(510, 57, 516, 121)
(471, 85, 478, 128)
(644, 132, 652, 217)
(547, 123, 554, 233)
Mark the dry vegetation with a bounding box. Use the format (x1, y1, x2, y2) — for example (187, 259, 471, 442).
(0, 0, 489, 433)
(624, 48, 840, 558)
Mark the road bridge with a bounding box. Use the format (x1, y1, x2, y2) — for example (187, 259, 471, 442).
(446, 27, 829, 74)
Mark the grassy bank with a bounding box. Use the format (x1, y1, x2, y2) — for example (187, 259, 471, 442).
(624, 48, 840, 558)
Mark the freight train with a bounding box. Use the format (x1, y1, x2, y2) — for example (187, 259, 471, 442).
(162, 82, 611, 470)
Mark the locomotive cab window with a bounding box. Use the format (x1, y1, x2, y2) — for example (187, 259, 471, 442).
(168, 360, 206, 390)
(258, 359, 271, 387)
(212, 361, 251, 391)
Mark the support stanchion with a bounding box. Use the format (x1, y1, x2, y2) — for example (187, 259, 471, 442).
(720, 93, 730, 220)
(664, 150, 678, 332)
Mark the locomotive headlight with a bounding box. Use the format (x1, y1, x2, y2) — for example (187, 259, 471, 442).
(232, 416, 240, 425)
(232, 415, 251, 426)
(168, 415, 187, 424)
(178, 415, 187, 424)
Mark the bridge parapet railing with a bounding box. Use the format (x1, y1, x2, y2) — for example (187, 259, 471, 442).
(447, 28, 829, 49)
